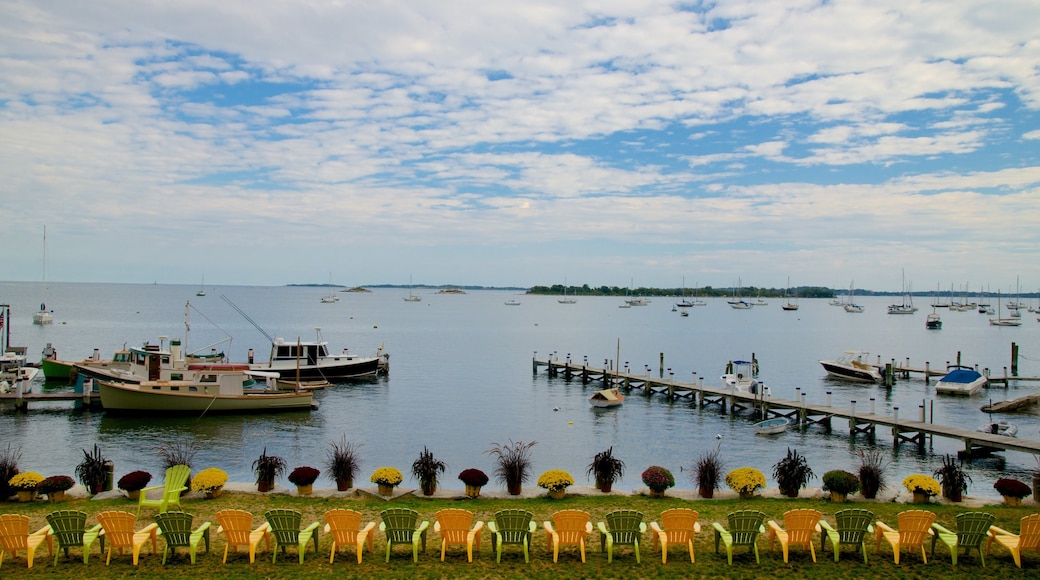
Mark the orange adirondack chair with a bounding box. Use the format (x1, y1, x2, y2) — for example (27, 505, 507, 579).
(96, 511, 159, 565)
(0, 514, 52, 569)
(875, 510, 937, 564)
(323, 509, 376, 564)
(543, 510, 592, 563)
(649, 508, 701, 563)
(988, 513, 1040, 568)
(767, 509, 822, 563)
(214, 509, 271, 563)
(434, 509, 483, 562)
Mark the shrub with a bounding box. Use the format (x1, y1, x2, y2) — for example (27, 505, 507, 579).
(0, 444, 21, 499)
(458, 468, 489, 487)
(324, 437, 361, 485)
(411, 447, 447, 492)
(642, 466, 675, 493)
(772, 448, 815, 496)
(157, 441, 200, 470)
(75, 444, 109, 491)
(537, 469, 575, 492)
(933, 454, 970, 499)
(586, 447, 625, 487)
(856, 448, 888, 499)
(903, 474, 940, 496)
(692, 443, 724, 496)
(8, 471, 44, 491)
(37, 475, 75, 494)
(191, 468, 228, 493)
(288, 466, 320, 486)
(994, 478, 1031, 499)
(251, 447, 287, 484)
(726, 467, 766, 494)
(370, 467, 403, 487)
(117, 470, 153, 492)
(486, 439, 537, 491)
(822, 470, 860, 495)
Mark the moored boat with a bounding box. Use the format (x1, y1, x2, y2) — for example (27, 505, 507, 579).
(722, 360, 761, 394)
(934, 365, 986, 396)
(977, 421, 1017, 437)
(819, 351, 882, 384)
(754, 418, 789, 435)
(96, 369, 314, 414)
(590, 387, 624, 407)
(925, 311, 942, 329)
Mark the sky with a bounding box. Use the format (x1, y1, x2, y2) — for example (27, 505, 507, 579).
(2, 0, 1040, 292)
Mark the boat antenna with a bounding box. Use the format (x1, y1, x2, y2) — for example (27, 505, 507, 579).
(221, 294, 275, 343)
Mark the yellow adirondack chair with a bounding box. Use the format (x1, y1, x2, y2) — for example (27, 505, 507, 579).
(543, 510, 592, 563)
(434, 509, 483, 562)
(597, 510, 647, 563)
(712, 510, 766, 565)
(818, 508, 874, 563)
(987, 513, 1040, 568)
(137, 465, 190, 518)
(44, 510, 103, 565)
(767, 509, 822, 563)
(875, 509, 937, 564)
(323, 509, 375, 564)
(931, 512, 995, 566)
(649, 508, 701, 564)
(214, 509, 271, 563)
(0, 514, 51, 569)
(96, 511, 159, 565)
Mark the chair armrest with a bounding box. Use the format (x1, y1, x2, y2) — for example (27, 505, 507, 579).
(874, 520, 895, 534)
(378, 522, 386, 532)
(931, 523, 954, 536)
(638, 522, 647, 533)
(434, 521, 442, 533)
(416, 520, 430, 534)
(323, 523, 331, 534)
(767, 520, 783, 535)
(303, 521, 321, 533)
(140, 523, 160, 536)
(694, 522, 701, 533)
(471, 521, 485, 534)
(255, 522, 271, 533)
(987, 525, 1015, 538)
(596, 522, 609, 535)
(649, 522, 664, 535)
(542, 521, 555, 534)
(140, 484, 164, 493)
(527, 521, 537, 532)
(585, 522, 594, 533)
(711, 522, 727, 535)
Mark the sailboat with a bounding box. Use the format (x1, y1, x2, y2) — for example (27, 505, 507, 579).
(675, 277, 693, 308)
(403, 275, 421, 302)
(32, 226, 53, 325)
(196, 275, 207, 297)
(728, 278, 752, 309)
(781, 277, 799, 311)
(558, 277, 576, 304)
(887, 270, 918, 314)
(843, 281, 864, 312)
(320, 273, 339, 303)
(989, 290, 1022, 326)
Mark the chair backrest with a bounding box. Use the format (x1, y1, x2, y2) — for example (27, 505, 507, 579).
(659, 509, 699, 540)
(605, 510, 644, 545)
(783, 509, 823, 545)
(551, 510, 591, 544)
(435, 509, 474, 544)
(324, 509, 363, 544)
(1018, 514, 1040, 550)
(381, 509, 420, 544)
(0, 514, 30, 551)
(215, 509, 256, 545)
(896, 510, 937, 547)
(726, 510, 766, 546)
(265, 509, 303, 544)
(833, 509, 875, 544)
(163, 465, 191, 497)
(493, 509, 534, 544)
(97, 511, 137, 548)
(954, 512, 996, 549)
(155, 512, 195, 548)
(45, 510, 89, 548)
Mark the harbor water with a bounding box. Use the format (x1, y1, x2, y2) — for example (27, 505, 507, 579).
(2, 281, 1039, 499)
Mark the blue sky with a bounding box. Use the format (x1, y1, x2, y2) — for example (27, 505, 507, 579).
(2, 0, 1040, 292)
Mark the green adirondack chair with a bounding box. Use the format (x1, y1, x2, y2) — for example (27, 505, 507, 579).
(819, 509, 875, 563)
(265, 509, 320, 563)
(154, 512, 210, 565)
(487, 509, 536, 563)
(931, 512, 996, 566)
(44, 510, 103, 565)
(378, 508, 428, 563)
(713, 510, 766, 565)
(137, 465, 191, 518)
(597, 510, 647, 563)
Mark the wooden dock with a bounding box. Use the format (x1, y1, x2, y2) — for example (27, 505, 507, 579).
(534, 356, 1040, 458)
(0, 390, 102, 411)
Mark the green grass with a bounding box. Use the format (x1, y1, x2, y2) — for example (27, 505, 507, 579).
(3, 491, 1036, 579)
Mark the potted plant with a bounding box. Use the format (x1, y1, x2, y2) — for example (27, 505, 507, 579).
(642, 466, 675, 498)
(8, 471, 43, 502)
(324, 437, 361, 491)
(458, 468, 489, 498)
(486, 439, 537, 495)
(370, 467, 403, 496)
(856, 448, 888, 499)
(0, 444, 21, 501)
(158, 440, 199, 495)
(288, 466, 320, 496)
(75, 444, 110, 494)
(586, 447, 625, 492)
(726, 467, 766, 499)
(772, 447, 815, 497)
(903, 474, 940, 504)
(191, 467, 228, 498)
(994, 478, 1031, 506)
(692, 443, 724, 498)
(117, 470, 153, 500)
(411, 447, 447, 496)
(822, 470, 860, 502)
(537, 469, 574, 499)
(37, 475, 74, 502)
(933, 454, 970, 502)
(252, 447, 287, 492)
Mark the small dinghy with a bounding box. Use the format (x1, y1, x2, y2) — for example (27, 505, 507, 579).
(977, 421, 1018, 437)
(754, 417, 789, 435)
(590, 387, 624, 408)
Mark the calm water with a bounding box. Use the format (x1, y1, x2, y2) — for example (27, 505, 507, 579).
(2, 281, 1039, 498)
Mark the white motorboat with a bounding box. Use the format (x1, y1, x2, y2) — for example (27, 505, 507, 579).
(504, 299, 521, 306)
(925, 311, 942, 329)
(722, 360, 761, 394)
(819, 351, 882, 383)
(589, 387, 624, 408)
(934, 365, 986, 396)
(754, 418, 789, 435)
(977, 421, 1017, 437)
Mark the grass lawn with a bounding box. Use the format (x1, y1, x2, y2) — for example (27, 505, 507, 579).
(2, 488, 1036, 579)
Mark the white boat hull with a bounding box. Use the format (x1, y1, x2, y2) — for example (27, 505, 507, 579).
(754, 418, 789, 435)
(935, 367, 987, 396)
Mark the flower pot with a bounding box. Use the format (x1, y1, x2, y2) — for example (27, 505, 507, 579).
(1003, 495, 1022, 507)
(699, 486, 714, 499)
(296, 484, 313, 496)
(597, 480, 613, 493)
(912, 490, 930, 504)
(17, 490, 35, 502)
(944, 489, 963, 503)
(649, 489, 666, 498)
(830, 491, 848, 503)
(784, 488, 799, 498)
(739, 490, 755, 499)
(378, 483, 394, 496)
(48, 490, 66, 503)
(1033, 473, 1040, 503)
(336, 478, 353, 492)
(205, 488, 223, 499)
(126, 489, 141, 501)
(258, 479, 274, 493)
(507, 482, 522, 496)
(421, 482, 436, 496)
(548, 488, 566, 500)
(465, 484, 481, 498)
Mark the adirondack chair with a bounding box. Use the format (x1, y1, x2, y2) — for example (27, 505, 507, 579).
(543, 510, 592, 563)
(214, 509, 271, 563)
(931, 512, 995, 566)
(379, 508, 429, 563)
(434, 509, 483, 562)
(137, 465, 191, 518)
(767, 509, 823, 563)
(597, 509, 647, 563)
(712, 510, 766, 565)
(154, 511, 211, 564)
(0, 514, 51, 569)
(875, 509, 937, 564)
(265, 509, 320, 563)
(818, 508, 875, 563)
(487, 509, 536, 563)
(987, 513, 1040, 568)
(323, 509, 376, 564)
(649, 508, 701, 564)
(44, 510, 103, 565)
(96, 510, 159, 565)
